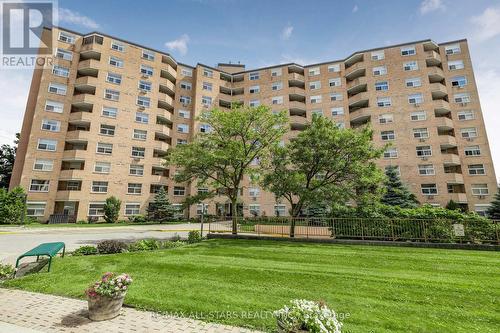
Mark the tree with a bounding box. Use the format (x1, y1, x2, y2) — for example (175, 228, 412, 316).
(167, 105, 288, 234)
(445, 199, 460, 211)
(0, 133, 19, 189)
(0, 186, 26, 224)
(103, 196, 121, 223)
(148, 187, 175, 222)
(487, 187, 500, 219)
(381, 166, 419, 208)
(262, 115, 385, 236)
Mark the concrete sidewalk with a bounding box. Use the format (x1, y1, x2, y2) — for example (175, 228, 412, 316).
(0, 289, 262, 333)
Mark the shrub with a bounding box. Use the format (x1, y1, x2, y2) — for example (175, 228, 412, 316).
(127, 215, 147, 223)
(72, 245, 98, 256)
(97, 240, 127, 254)
(162, 240, 186, 249)
(170, 233, 181, 242)
(187, 230, 202, 244)
(103, 196, 121, 224)
(0, 187, 26, 225)
(85, 272, 132, 298)
(128, 239, 160, 252)
(76, 219, 88, 224)
(0, 263, 15, 280)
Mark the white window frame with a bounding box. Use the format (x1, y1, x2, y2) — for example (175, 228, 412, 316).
(48, 83, 67, 95)
(33, 159, 53, 171)
(102, 106, 117, 118)
(37, 139, 57, 151)
(133, 129, 147, 140)
(94, 162, 111, 174)
(96, 143, 113, 155)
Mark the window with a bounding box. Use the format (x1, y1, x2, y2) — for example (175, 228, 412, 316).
(27, 202, 46, 216)
(180, 81, 192, 90)
(308, 67, 320, 76)
(30, 179, 49, 192)
(58, 32, 75, 44)
(140, 65, 153, 76)
(52, 65, 69, 77)
(375, 81, 389, 91)
(465, 145, 481, 156)
(311, 109, 323, 117)
(249, 187, 260, 197)
(94, 162, 111, 173)
(381, 130, 395, 141)
(106, 72, 122, 85)
(33, 159, 53, 171)
(142, 49, 155, 61)
(88, 203, 105, 216)
(127, 183, 142, 194)
(274, 204, 286, 216)
(416, 145, 432, 157)
(310, 95, 322, 104)
(331, 107, 344, 116)
(178, 110, 190, 119)
(401, 45, 416, 56)
(202, 82, 213, 91)
(48, 83, 67, 95)
(421, 184, 438, 195)
(41, 119, 60, 132)
(408, 93, 423, 105)
(454, 93, 470, 104)
(451, 75, 467, 87)
(102, 107, 117, 118)
(471, 184, 488, 196)
(460, 127, 478, 138)
(104, 89, 120, 101)
(177, 124, 189, 133)
(96, 143, 113, 154)
(373, 66, 387, 76)
(181, 68, 193, 77)
(336, 122, 345, 129)
(468, 164, 485, 175)
(125, 203, 141, 215)
(371, 50, 385, 60)
(91, 181, 108, 193)
(272, 96, 283, 105)
(418, 164, 435, 175)
(131, 147, 145, 158)
(138, 80, 152, 91)
(377, 97, 391, 107)
(109, 56, 124, 68)
(448, 60, 464, 70)
(249, 204, 260, 216)
(406, 77, 421, 87)
(384, 148, 398, 159)
(100, 124, 115, 136)
(180, 96, 191, 105)
(197, 188, 209, 195)
(474, 204, 490, 217)
(458, 110, 475, 121)
(328, 64, 340, 72)
(137, 96, 151, 108)
(111, 40, 125, 52)
(44, 100, 64, 113)
(130, 164, 144, 176)
(410, 111, 427, 121)
(309, 81, 321, 90)
(200, 124, 212, 133)
(445, 43, 461, 55)
(249, 100, 260, 107)
(379, 114, 393, 124)
(249, 72, 260, 80)
(272, 82, 283, 91)
(413, 128, 429, 139)
(177, 139, 187, 145)
(173, 186, 185, 196)
(330, 93, 343, 101)
(329, 78, 341, 87)
(403, 61, 418, 71)
(37, 139, 56, 151)
(249, 85, 260, 93)
(271, 68, 282, 76)
(135, 112, 149, 124)
(201, 96, 212, 106)
(133, 129, 147, 140)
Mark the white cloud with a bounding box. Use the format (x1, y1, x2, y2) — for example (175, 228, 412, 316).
(58, 8, 99, 29)
(419, 0, 445, 15)
(281, 24, 293, 40)
(352, 5, 359, 13)
(165, 34, 190, 55)
(470, 7, 500, 42)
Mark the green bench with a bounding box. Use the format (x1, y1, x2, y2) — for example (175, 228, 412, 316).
(16, 242, 66, 272)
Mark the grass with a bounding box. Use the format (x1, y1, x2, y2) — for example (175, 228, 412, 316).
(3, 239, 499, 332)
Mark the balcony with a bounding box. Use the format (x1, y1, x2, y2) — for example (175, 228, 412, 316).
(71, 94, 95, 112)
(158, 92, 174, 111)
(434, 100, 451, 116)
(80, 42, 102, 60)
(289, 87, 306, 101)
(345, 62, 365, 81)
(288, 101, 306, 114)
(349, 107, 371, 126)
(348, 91, 369, 109)
(157, 109, 172, 123)
(442, 153, 460, 166)
(74, 76, 98, 94)
(154, 141, 170, 153)
(425, 50, 441, 67)
(428, 66, 445, 83)
(155, 124, 171, 138)
(445, 173, 464, 184)
(159, 78, 175, 96)
(435, 116, 454, 131)
(344, 53, 364, 68)
(347, 77, 367, 96)
(430, 82, 448, 99)
(59, 169, 85, 179)
(439, 135, 457, 148)
(56, 191, 83, 201)
(62, 150, 87, 160)
(290, 115, 308, 126)
(160, 66, 177, 84)
(288, 72, 305, 86)
(69, 111, 92, 123)
(66, 130, 91, 142)
(449, 193, 468, 203)
(150, 175, 169, 185)
(77, 59, 100, 77)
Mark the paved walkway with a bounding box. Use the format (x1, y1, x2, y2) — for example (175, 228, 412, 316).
(0, 289, 262, 333)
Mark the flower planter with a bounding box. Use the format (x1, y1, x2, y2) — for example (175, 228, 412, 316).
(88, 293, 125, 321)
(277, 320, 309, 333)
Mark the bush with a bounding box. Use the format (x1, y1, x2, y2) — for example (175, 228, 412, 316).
(97, 240, 127, 254)
(127, 215, 147, 223)
(0, 263, 15, 280)
(162, 240, 186, 249)
(187, 230, 202, 243)
(72, 245, 98, 256)
(76, 219, 88, 224)
(170, 233, 181, 242)
(128, 239, 161, 252)
(103, 196, 121, 223)
(0, 187, 26, 225)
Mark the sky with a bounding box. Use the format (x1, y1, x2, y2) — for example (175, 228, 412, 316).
(1, 0, 499, 181)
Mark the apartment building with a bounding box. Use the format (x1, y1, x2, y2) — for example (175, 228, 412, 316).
(10, 26, 497, 221)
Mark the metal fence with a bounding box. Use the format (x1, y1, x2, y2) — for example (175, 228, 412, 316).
(207, 217, 500, 244)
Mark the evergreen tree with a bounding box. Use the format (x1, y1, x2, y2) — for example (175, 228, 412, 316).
(148, 187, 175, 222)
(486, 187, 500, 219)
(103, 196, 121, 223)
(381, 166, 419, 208)
(445, 199, 460, 211)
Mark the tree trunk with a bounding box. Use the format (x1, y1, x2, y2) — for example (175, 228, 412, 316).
(231, 197, 237, 234)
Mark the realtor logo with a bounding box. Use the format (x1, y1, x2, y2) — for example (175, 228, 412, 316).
(1, 1, 54, 55)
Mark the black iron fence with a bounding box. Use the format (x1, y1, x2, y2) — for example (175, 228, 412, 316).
(48, 214, 77, 224)
(207, 217, 499, 244)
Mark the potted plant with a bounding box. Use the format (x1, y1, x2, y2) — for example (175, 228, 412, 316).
(274, 299, 342, 333)
(85, 272, 133, 321)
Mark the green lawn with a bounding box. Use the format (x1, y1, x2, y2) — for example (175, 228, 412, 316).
(3, 239, 499, 332)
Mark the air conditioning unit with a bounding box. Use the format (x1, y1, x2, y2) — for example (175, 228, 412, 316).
(466, 137, 473, 141)
(182, 103, 189, 107)
(460, 102, 468, 107)
(251, 197, 257, 201)
(419, 138, 426, 142)
(427, 195, 434, 200)
(138, 106, 145, 110)
(414, 103, 420, 107)
(478, 195, 485, 199)
(141, 74, 149, 79)
(421, 156, 429, 161)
